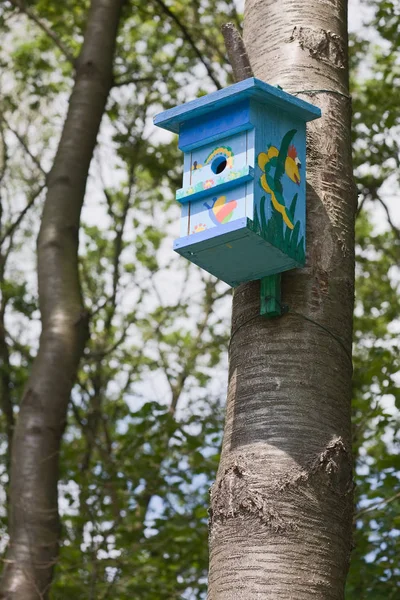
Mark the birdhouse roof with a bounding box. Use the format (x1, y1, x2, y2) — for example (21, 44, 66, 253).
(154, 77, 321, 134)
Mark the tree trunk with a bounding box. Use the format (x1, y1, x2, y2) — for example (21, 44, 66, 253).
(208, 1, 356, 599)
(0, 1, 124, 598)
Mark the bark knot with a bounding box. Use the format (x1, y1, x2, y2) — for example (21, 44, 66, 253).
(209, 458, 297, 533)
(280, 437, 353, 497)
(289, 27, 346, 68)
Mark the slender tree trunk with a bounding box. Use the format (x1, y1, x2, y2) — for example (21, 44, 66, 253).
(208, 1, 356, 599)
(0, 1, 124, 597)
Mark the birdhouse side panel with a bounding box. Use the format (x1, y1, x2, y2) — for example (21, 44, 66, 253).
(251, 101, 307, 267)
(179, 202, 190, 238)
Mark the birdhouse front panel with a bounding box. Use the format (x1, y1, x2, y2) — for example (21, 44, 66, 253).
(177, 129, 255, 240)
(154, 78, 321, 287)
(186, 132, 249, 186)
(184, 185, 247, 237)
(177, 130, 255, 203)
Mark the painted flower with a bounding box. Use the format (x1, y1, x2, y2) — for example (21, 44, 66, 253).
(204, 179, 214, 189)
(192, 223, 207, 234)
(226, 156, 234, 168)
(186, 187, 194, 195)
(228, 171, 239, 180)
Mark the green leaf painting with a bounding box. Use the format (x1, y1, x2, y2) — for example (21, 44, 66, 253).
(256, 129, 305, 264)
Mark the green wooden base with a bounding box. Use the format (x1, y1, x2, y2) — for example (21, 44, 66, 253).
(260, 274, 281, 318)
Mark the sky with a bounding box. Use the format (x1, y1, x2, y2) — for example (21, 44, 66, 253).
(1, 2, 398, 591)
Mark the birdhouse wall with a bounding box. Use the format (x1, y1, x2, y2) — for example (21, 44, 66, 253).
(251, 101, 307, 267)
(178, 129, 255, 238)
(154, 77, 321, 288)
(178, 99, 252, 152)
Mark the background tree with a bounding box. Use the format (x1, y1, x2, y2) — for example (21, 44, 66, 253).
(346, 1, 400, 596)
(1, 0, 126, 597)
(0, 0, 234, 597)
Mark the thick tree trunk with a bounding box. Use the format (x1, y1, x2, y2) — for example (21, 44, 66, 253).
(0, 1, 124, 598)
(208, 1, 356, 599)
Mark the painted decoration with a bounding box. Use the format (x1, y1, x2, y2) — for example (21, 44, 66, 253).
(153, 77, 321, 287)
(187, 185, 247, 238)
(176, 164, 252, 202)
(255, 129, 305, 265)
(204, 146, 235, 171)
(204, 195, 238, 226)
(190, 195, 238, 234)
(192, 223, 207, 234)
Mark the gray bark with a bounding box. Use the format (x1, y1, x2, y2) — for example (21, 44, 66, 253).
(0, 1, 124, 598)
(208, 1, 356, 598)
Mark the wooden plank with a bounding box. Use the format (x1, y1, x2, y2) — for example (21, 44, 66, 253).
(154, 77, 321, 134)
(174, 219, 301, 287)
(260, 274, 282, 318)
(176, 166, 254, 203)
(179, 99, 251, 151)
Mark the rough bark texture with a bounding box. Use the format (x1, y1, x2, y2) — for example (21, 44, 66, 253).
(0, 1, 124, 598)
(221, 23, 253, 82)
(208, 1, 356, 599)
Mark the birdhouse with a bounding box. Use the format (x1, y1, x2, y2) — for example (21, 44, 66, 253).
(154, 78, 321, 299)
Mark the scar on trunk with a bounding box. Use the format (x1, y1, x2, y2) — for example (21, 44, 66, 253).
(289, 26, 346, 69)
(209, 460, 298, 532)
(209, 439, 353, 530)
(280, 436, 353, 496)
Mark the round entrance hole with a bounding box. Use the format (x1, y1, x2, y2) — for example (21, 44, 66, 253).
(211, 156, 227, 174)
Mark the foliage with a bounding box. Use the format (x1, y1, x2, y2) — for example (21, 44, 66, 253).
(346, 0, 400, 596)
(0, 0, 234, 597)
(0, 0, 398, 598)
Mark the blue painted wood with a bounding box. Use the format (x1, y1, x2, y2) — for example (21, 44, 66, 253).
(251, 101, 307, 267)
(154, 77, 322, 288)
(182, 151, 192, 188)
(186, 185, 248, 237)
(176, 166, 254, 203)
(244, 129, 256, 221)
(154, 77, 321, 134)
(189, 130, 248, 187)
(179, 100, 251, 151)
(174, 217, 249, 252)
(174, 218, 302, 287)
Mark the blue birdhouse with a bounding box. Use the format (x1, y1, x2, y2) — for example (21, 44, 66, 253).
(154, 78, 321, 315)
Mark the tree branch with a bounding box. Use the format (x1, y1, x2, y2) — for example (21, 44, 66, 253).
(355, 193, 367, 217)
(221, 22, 253, 82)
(9, 0, 76, 65)
(5, 122, 48, 177)
(0, 184, 46, 246)
(0, 0, 125, 597)
(112, 76, 156, 87)
(376, 196, 400, 240)
(354, 491, 400, 520)
(153, 0, 223, 89)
